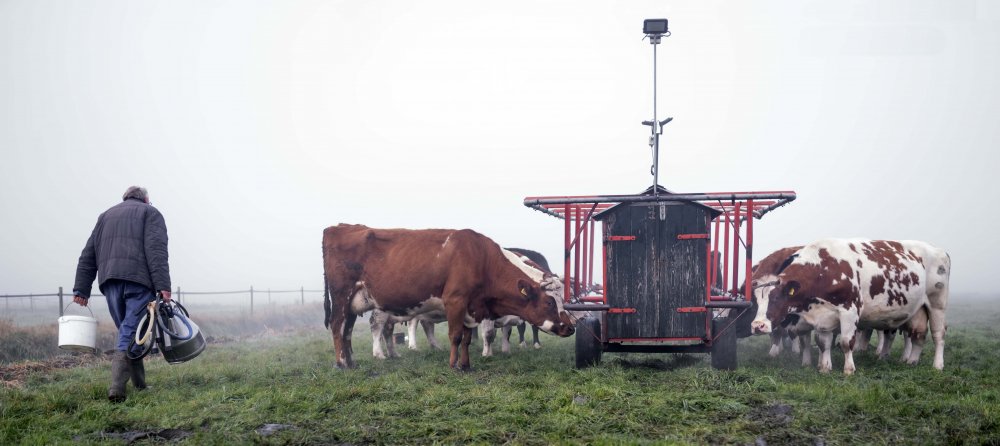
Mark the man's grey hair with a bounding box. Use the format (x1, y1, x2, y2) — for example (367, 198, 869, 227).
(122, 186, 149, 202)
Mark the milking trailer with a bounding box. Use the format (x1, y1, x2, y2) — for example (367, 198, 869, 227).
(523, 19, 796, 370)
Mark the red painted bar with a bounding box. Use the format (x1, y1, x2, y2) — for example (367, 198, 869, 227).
(574, 207, 581, 299)
(564, 204, 571, 304)
(731, 202, 742, 293)
(745, 199, 754, 302)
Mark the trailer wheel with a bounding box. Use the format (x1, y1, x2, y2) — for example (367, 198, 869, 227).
(711, 317, 737, 370)
(575, 317, 603, 369)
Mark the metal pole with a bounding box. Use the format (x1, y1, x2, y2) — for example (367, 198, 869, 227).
(58, 287, 64, 316)
(301, 286, 304, 305)
(652, 41, 659, 195)
(250, 286, 254, 315)
(268, 288, 271, 304)
(176, 286, 181, 305)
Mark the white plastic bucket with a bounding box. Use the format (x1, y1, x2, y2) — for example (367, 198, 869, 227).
(58, 304, 97, 352)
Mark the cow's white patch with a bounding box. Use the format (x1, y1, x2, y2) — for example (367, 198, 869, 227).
(539, 320, 554, 332)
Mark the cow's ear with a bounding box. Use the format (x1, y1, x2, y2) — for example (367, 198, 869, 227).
(783, 280, 801, 297)
(516, 279, 535, 299)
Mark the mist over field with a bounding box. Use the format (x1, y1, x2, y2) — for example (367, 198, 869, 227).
(1, 0, 999, 298)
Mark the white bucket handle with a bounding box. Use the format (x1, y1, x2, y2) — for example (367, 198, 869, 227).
(63, 302, 95, 318)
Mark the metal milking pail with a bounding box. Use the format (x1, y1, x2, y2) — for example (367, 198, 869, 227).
(157, 302, 206, 364)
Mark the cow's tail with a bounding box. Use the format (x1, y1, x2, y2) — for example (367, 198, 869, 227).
(323, 272, 331, 329)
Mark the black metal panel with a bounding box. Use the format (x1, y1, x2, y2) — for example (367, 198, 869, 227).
(603, 202, 710, 339)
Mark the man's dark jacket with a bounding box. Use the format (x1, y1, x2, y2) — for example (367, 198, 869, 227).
(73, 198, 171, 298)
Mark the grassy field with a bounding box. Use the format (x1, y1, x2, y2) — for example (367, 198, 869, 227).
(1, 298, 999, 445)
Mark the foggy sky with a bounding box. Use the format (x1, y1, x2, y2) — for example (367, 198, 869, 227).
(1, 1, 997, 296)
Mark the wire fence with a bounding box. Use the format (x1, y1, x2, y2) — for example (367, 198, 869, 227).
(0, 286, 325, 326)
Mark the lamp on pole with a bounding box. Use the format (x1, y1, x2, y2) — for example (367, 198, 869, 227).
(641, 18, 672, 196)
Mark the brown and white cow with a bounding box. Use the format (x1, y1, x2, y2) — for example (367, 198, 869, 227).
(750, 239, 950, 374)
(322, 224, 574, 370)
(734, 246, 815, 364)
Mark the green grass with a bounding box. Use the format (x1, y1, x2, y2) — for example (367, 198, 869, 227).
(2, 299, 999, 445)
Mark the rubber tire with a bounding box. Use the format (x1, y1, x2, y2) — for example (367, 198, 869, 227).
(575, 317, 603, 369)
(711, 316, 738, 370)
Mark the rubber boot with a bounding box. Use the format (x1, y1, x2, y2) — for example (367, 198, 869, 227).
(108, 351, 131, 403)
(130, 357, 148, 390)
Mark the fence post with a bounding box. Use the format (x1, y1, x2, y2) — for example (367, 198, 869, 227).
(301, 286, 304, 305)
(30, 293, 34, 311)
(268, 288, 271, 305)
(58, 287, 64, 316)
(176, 286, 181, 305)
(250, 286, 254, 315)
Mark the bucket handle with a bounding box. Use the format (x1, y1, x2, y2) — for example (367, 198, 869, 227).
(62, 302, 95, 319)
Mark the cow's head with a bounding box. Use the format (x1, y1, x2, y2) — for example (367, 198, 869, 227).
(513, 278, 575, 337)
(751, 280, 801, 334)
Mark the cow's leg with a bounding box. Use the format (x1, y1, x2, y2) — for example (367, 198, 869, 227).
(815, 330, 834, 373)
(459, 325, 473, 370)
(422, 319, 442, 350)
(516, 322, 527, 348)
(855, 328, 872, 353)
(407, 320, 420, 350)
(370, 311, 388, 359)
(877, 330, 896, 360)
(329, 286, 356, 369)
(501, 325, 513, 354)
(905, 329, 927, 365)
(384, 320, 400, 358)
(532, 325, 541, 349)
(768, 328, 784, 357)
(901, 334, 913, 362)
(904, 307, 929, 365)
(480, 320, 495, 357)
(839, 314, 859, 375)
(928, 294, 948, 371)
(790, 330, 802, 355)
(800, 331, 812, 367)
(343, 312, 357, 366)
(446, 305, 473, 371)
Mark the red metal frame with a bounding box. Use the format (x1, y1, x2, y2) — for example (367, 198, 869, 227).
(524, 190, 795, 345)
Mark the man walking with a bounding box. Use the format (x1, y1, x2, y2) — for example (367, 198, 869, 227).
(73, 186, 172, 402)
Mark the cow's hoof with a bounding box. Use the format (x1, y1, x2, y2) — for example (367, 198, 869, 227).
(335, 362, 356, 370)
(452, 365, 473, 373)
(533, 343, 541, 350)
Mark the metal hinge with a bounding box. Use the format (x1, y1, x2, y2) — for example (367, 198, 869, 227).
(676, 307, 708, 313)
(606, 236, 636, 242)
(608, 307, 637, 314)
(677, 234, 709, 240)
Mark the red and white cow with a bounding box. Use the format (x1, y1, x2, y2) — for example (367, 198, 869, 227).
(322, 224, 574, 370)
(750, 239, 950, 374)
